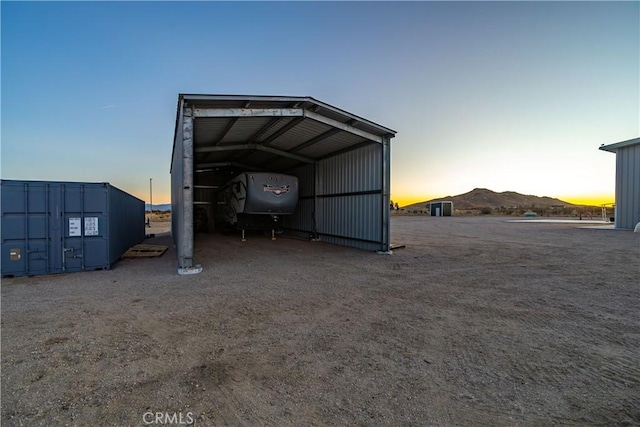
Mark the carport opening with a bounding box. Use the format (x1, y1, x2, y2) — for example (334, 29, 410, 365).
(172, 95, 397, 270)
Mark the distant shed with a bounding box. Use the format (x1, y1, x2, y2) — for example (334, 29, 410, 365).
(599, 137, 640, 229)
(428, 201, 453, 216)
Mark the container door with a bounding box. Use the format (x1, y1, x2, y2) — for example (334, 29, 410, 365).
(59, 184, 109, 272)
(38, 183, 84, 274)
(1, 182, 52, 276)
(60, 184, 85, 273)
(48, 185, 63, 273)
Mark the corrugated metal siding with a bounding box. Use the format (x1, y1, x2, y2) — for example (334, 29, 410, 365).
(282, 145, 386, 250)
(171, 109, 184, 259)
(616, 143, 640, 229)
(317, 194, 382, 245)
(318, 144, 380, 196)
(290, 164, 315, 197)
(319, 234, 381, 252)
(282, 198, 314, 237)
(282, 164, 315, 236)
(316, 144, 385, 250)
(1, 180, 144, 277)
(108, 185, 145, 263)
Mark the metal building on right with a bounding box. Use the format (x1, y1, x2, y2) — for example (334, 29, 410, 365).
(599, 137, 640, 229)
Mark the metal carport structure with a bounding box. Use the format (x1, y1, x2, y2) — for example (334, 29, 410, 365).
(171, 94, 397, 273)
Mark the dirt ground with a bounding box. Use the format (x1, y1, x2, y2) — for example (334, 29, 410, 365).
(2, 216, 639, 426)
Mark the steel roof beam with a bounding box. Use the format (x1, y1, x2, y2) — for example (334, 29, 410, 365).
(196, 144, 252, 153)
(256, 120, 351, 167)
(195, 143, 314, 164)
(196, 162, 265, 171)
(304, 111, 383, 143)
(193, 108, 304, 118)
(291, 128, 341, 153)
(246, 117, 284, 143)
(254, 145, 314, 164)
(259, 116, 305, 146)
(180, 94, 397, 135)
(211, 118, 238, 145)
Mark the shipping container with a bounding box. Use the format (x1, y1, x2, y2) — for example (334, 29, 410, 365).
(1, 180, 145, 277)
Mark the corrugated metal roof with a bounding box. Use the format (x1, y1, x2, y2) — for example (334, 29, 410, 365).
(219, 117, 272, 145)
(297, 132, 367, 159)
(267, 120, 333, 152)
(194, 118, 230, 146)
(176, 93, 397, 173)
(254, 117, 296, 143)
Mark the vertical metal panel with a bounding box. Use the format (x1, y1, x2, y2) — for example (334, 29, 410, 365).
(171, 102, 184, 266)
(282, 198, 314, 237)
(313, 144, 385, 251)
(289, 164, 315, 197)
(1, 180, 144, 277)
(381, 137, 391, 252)
(282, 146, 388, 250)
(615, 144, 640, 229)
(318, 143, 380, 196)
(282, 164, 315, 235)
(171, 100, 185, 261)
(108, 185, 145, 264)
(317, 194, 382, 247)
(180, 109, 195, 268)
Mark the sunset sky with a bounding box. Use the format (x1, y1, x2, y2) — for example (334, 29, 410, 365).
(2, 2, 638, 207)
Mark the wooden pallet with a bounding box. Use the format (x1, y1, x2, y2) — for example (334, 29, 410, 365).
(122, 244, 168, 258)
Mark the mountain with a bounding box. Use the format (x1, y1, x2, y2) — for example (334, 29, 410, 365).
(146, 203, 171, 211)
(402, 188, 576, 210)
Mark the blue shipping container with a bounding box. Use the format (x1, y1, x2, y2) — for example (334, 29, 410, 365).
(1, 180, 145, 277)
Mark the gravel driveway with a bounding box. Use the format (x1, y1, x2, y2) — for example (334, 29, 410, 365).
(2, 216, 639, 426)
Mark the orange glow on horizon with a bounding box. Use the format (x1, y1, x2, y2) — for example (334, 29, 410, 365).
(560, 195, 615, 207)
(391, 193, 615, 208)
(143, 191, 615, 209)
(392, 195, 439, 208)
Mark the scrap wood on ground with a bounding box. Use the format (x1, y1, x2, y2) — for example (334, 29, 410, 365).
(121, 244, 168, 258)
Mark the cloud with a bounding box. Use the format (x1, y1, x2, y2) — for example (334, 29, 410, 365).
(100, 104, 116, 109)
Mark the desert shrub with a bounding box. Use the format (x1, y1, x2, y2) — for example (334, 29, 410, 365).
(480, 207, 492, 215)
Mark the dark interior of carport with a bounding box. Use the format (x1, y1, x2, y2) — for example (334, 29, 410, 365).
(171, 94, 396, 270)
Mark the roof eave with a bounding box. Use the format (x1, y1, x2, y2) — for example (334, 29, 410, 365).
(599, 137, 640, 153)
(179, 93, 397, 137)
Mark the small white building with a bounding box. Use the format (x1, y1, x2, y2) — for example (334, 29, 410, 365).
(599, 137, 640, 229)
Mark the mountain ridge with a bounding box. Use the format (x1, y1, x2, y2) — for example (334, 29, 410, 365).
(401, 188, 579, 210)
(145, 203, 171, 211)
